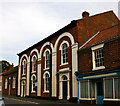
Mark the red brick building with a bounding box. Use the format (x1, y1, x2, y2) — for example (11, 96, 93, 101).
(2, 65, 18, 96)
(75, 24, 120, 104)
(17, 11, 119, 101)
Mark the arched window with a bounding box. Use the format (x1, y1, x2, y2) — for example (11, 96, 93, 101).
(62, 43, 68, 64)
(43, 72, 50, 92)
(62, 75, 68, 81)
(12, 76, 16, 88)
(5, 78, 8, 89)
(33, 56, 36, 72)
(23, 61, 26, 75)
(32, 75, 36, 92)
(46, 51, 49, 68)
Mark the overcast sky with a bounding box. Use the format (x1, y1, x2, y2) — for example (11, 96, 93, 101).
(0, 0, 120, 66)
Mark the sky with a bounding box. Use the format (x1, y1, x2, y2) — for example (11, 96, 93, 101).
(0, 0, 120, 66)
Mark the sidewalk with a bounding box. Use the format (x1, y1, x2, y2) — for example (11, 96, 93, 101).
(3, 95, 73, 104)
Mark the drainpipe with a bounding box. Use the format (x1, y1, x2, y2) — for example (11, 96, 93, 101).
(77, 80, 80, 103)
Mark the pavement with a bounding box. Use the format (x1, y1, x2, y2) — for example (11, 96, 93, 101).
(2, 94, 74, 104)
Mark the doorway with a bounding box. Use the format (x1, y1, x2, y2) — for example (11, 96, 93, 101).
(97, 79, 104, 104)
(62, 75, 67, 100)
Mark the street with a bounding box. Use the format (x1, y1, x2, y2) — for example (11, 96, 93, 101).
(4, 96, 38, 104)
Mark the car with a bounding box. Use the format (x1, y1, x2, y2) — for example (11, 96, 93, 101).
(0, 98, 5, 106)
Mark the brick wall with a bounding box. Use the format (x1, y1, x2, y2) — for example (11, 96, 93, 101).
(78, 38, 120, 73)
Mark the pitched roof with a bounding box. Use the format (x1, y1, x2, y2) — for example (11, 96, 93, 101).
(18, 11, 119, 56)
(79, 24, 120, 50)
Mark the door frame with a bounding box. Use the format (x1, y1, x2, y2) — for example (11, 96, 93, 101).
(96, 79, 104, 104)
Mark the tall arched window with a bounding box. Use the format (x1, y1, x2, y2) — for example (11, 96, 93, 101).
(43, 72, 50, 92)
(32, 75, 36, 92)
(23, 61, 26, 75)
(62, 43, 68, 64)
(33, 56, 36, 72)
(46, 51, 49, 68)
(45, 73, 49, 91)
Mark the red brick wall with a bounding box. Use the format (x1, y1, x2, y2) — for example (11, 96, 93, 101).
(78, 38, 120, 73)
(78, 48, 92, 72)
(2, 72, 18, 96)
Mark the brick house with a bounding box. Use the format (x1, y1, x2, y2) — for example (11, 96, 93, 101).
(2, 65, 18, 96)
(17, 11, 119, 101)
(75, 24, 120, 104)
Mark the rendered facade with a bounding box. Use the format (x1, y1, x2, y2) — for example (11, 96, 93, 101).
(17, 11, 119, 102)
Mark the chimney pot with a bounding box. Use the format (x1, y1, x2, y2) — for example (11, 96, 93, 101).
(82, 11, 89, 18)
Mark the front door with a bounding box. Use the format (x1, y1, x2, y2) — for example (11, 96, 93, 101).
(23, 84, 25, 97)
(97, 79, 104, 104)
(63, 81, 67, 100)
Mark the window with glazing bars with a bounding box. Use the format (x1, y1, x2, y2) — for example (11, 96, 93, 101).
(45, 73, 49, 91)
(94, 48, 104, 67)
(46, 51, 49, 68)
(62, 43, 68, 64)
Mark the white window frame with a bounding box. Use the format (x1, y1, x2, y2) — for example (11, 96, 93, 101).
(31, 74, 36, 93)
(91, 43, 105, 71)
(80, 80, 96, 100)
(5, 78, 8, 89)
(43, 71, 50, 93)
(59, 40, 69, 66)
(104, 77, 120, 101)
(22, 60, 26, 75)
(12, 76, 16, 89)
(31, 55, 37, 73)
(43, 49, 50, 70)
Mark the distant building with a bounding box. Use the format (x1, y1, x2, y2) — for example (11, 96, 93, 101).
(0, 60, 11, 72)
(17, 10, 119, 103)
(75, 24, 120, 104)
(2, 65, 18, 96)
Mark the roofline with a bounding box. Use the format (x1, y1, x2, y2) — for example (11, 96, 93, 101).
(17, 20, 77, 56)
(79, 34, 120, 51)
(78, 24, 120, 51)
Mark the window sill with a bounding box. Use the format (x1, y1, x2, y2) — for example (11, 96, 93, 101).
(31, 71, 36, 74)
(80, 98, 96, 100)
(31, 91, 36, 93)
(60, 62, 68, 66)
(92, 66, 105, 71)
(43, 91, 49, 93)
(104, 99, 120, 101)
(43, 68, 50, 71)
(22, 73, 26, 76)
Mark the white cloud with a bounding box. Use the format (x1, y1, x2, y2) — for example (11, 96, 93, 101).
(0, 1, 119, 66)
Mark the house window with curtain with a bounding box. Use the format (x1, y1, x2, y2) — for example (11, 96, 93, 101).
(81, 81, 88, 98)
(114, 78, 120, 99)
(105, 78, 113, 98)
(62, 43, 68, 64)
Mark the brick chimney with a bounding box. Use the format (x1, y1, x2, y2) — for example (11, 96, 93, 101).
(82, 11, 89, 18)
